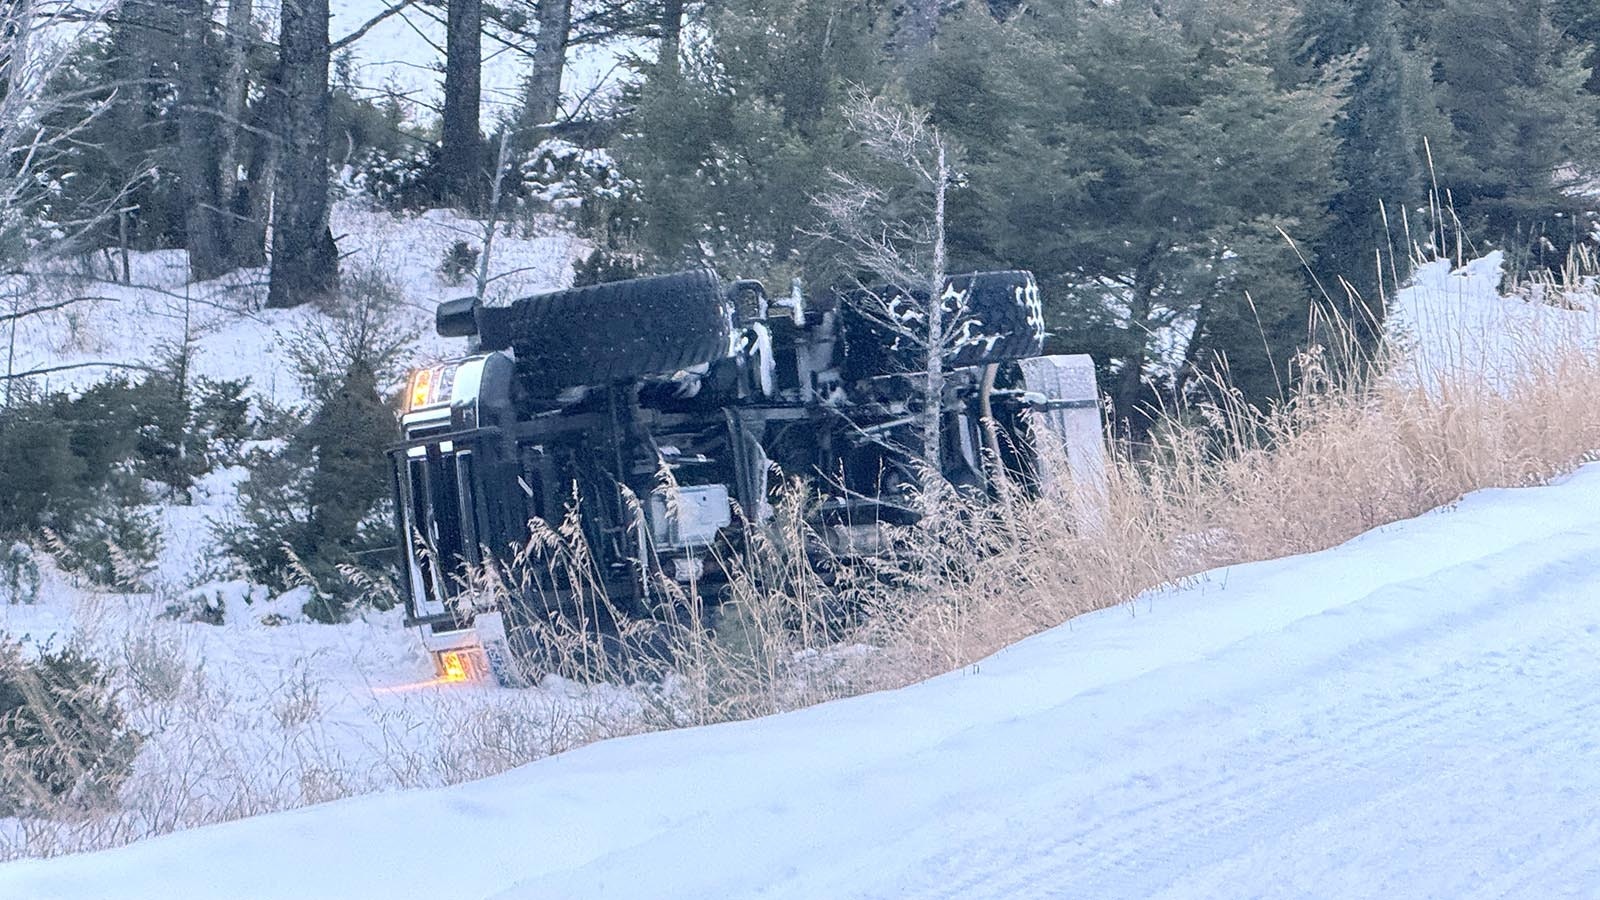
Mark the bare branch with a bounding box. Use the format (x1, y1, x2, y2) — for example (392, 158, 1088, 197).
(332, 0, 422, 52)
(3, 361, 159, 381)
(0, 294, 122, 324)
(812, 86, 969, 472)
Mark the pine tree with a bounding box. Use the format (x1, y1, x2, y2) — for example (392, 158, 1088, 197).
(625, 0, 884, 281)
(1426, 0, 1600, 261)
(1551, 0, 1600, 95)
(304, 362, 394, 553)
(219, 361, 396, 621)
(1295, 0, 1442, 321)
(932, 1, 1345, 420)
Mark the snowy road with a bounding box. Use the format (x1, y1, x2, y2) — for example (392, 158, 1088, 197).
(6, 469, 1600, 898)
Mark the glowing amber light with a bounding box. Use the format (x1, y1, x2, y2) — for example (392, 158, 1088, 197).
(440, 651, 468, 682)
(409, 368, 434, 410)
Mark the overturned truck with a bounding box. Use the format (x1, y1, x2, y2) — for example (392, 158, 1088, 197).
(391, 269, 1101, 684)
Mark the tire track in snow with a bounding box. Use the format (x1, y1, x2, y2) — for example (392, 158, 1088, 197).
(891, 555, 1600, 899)
(927, 653, 1592, 899)
(1150, 634, 1600, 900)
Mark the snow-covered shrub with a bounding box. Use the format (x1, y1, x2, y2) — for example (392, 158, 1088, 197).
(48, 501, 162, 592)
(189, 377, 253, 471)
(284, 265, 416, 399)
(1, 543, 41, 605)
(0, 396, 102, 536)
(0, 639, 140, 817)
(522, 139, 635, 208)
(160, 581, 253, 626)
(215, 354, 399, 623)
(213, 444, 310, 594)
(570, 247, 647, 287)
(122, 366, 252, 497)
(345, 145, 440, 212)
(520, 139, 640, 237)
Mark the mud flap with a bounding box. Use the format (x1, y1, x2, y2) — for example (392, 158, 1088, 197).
(473, 611, 530, 688)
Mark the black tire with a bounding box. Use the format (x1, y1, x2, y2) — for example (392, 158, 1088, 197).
(840, 270, 1046, 380)
(474, 269, 734, 394)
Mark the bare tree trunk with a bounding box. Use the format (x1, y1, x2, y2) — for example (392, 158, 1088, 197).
(1112, 255, 1160, 419)
(267, 0, 338, 309)
(441, 0, 483, 210)
(519, 0, 571, 134)
(246, 86, 279, 275)
(474, 131, 513, 302)
(175, 0, 235, 281)
(218, 0, 253, 208)
(659, 0, 684, 71)
(118, 209, 131, 284)
(218, 0, 266, 266)
(4, 291, 17, 408)
(922, 135, 948, 471)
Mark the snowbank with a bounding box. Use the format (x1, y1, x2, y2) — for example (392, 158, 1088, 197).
(1388, 251, 1600, 387)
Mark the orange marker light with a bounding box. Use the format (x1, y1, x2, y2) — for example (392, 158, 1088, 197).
(409, 368, 434, 410)
(440, 650, 468, 682)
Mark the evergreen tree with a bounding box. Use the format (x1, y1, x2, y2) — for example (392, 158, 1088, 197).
(0, 405, 86, 535)
(1551, 0, 1600, 95)
(932, 1, 1345, 421)
(625, 0, 884, 282)
(303, 362, 394, 555)
(219, 360, 398, 622)
(1295, 0, 1443, 322)
(30, 22, 187, 256)
(1426, 0, 1600, 263)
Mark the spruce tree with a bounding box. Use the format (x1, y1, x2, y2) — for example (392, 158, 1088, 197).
(1426, 0, 1600, 262)
(303, 361, 394, 553)
(1295, 0, 1443, 323)
(932, 1, 1345, 420)
(1551, 0, 1600, 95)
(220, 361, 397, 621)
(625, 0, 884, 281)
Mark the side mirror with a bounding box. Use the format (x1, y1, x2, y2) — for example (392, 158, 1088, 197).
(436, 296, 479, 338)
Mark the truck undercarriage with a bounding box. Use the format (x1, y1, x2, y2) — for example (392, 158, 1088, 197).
(390, 269, 1101, 684)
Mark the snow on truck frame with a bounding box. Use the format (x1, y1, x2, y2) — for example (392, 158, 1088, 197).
(391, 269, 1104, 685)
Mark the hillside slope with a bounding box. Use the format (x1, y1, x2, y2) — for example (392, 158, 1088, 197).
(5, 203, 584, 406)
(6, 462, 1600, 898)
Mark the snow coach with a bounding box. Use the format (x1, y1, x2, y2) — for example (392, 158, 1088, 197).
(389, 269, 1102, 684)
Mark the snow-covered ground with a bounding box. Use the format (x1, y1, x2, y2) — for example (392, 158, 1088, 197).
(1, 201, 602, 854)
(1389, 250, 1600, 387)
(6, 203, 585, 405)
(6, 461, 1600, 898)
